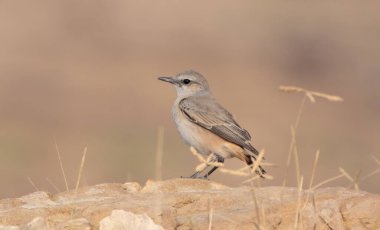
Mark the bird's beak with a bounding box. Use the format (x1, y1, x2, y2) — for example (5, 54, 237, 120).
(158, 77, 178, 85)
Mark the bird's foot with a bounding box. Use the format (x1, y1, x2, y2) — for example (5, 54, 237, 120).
(202, 175, 210, 180)
(179, 172, 208, 180)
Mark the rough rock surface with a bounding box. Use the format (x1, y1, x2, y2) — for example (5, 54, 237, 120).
(0, 179, 380, 229)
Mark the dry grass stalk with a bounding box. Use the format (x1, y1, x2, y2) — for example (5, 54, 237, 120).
(362, 168, 380, 181)
(312, 173, 344, 190)
(46, 177, 60, 193)
(339, 167, 361, 191)
(192, 149, 225, 173)
(250, 150, 266, 175)
(155, 126, 165, 181)
(75, 147, 87, 194)
(246, 150, 268, 229)
(283, 129, 296, 186)
(220, 162, 276, 178)
(195, 164, 207, 173)
(309, 91, 343, 102)
(190, 146, 206, 162)
(237, 161, 277, 172)
(243, 150, 274, 182)
(207, 161, 224, 168)
(305, 92, 316, 103)
(294, 176, 304, 230)
(281, 85, 343, 188)
(27, 176, 39, 192)
(208, 198, 214, 230)
(250, 184, 262, 229)
(218, 168, 250, 177)
(279, 85, 344, 103)
(190, 147, 274, 180)
(361, 155, 380, 181)
(283, 93, 306, 186)
(294, 146, 301, 187)
(301, 150, 320, 211)
(351, 170, 361, 191)
(190, 147, 277, 183)
(339, 167, 354, 181)
(308, 150, 320, 190)
(54, 138, 69, 192)
(371, 154, 380, 165)
(243, 175, 261, 184)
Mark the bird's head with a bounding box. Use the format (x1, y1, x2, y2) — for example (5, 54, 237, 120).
(158, 70, 210, 97)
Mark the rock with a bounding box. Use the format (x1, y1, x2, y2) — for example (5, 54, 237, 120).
(0, 225, 19, 230)
(99, 210, 163, 230)
(18, 192, 56, 209)
(22, 217, 49, 230)
(56, 218, 91, 230)
(0, 179, 379, 229)
(121, 182, 141, 193)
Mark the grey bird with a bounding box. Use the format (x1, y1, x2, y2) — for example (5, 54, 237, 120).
(158, 70, 265, 179)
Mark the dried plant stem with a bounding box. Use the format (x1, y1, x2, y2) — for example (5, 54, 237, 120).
(279, 85, 344, 102)
(308, 150, 320, 190)
(280, 85, 343, 188)
(247, 150, 267, 229)
(294, 94, 307, 131)
(208, 199, 214, 230)
(294, 176, 304, 230)
(371, 154, 380, 165)
(75, 147, 87, 194)
(312, 173, 344, 190)
(283, 94, 307, 187)
(250, 150, 266, 175)
(302, 150, 320, 210)
(190, 146, 274, 180)
(294, 146, 301, 187)
(250, 185, 261, 228)
(219, 168, 250, 177)
(27, 177, 39, 192)
(46, 177, 60, 193)
(352, 170, 361, 191)
(283, 126, 297, 185)
(362, 168, 380, 181)
(155, 126, 165, 181)
(339, 167, 361, 190)
(54, 138, 69, 192)
(361, 155, 380, 181)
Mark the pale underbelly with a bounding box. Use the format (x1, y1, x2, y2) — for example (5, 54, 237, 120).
(175, 117, 243, 159)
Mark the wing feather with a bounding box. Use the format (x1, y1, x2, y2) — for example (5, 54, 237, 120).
(179, 97, 259, 155)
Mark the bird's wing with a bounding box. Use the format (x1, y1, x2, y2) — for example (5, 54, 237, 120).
(179, 97, 259, 155)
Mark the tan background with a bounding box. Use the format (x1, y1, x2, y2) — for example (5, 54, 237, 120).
(0, 1, 379, 198)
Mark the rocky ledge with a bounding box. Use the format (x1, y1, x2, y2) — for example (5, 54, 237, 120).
(0, 179, 380, 229)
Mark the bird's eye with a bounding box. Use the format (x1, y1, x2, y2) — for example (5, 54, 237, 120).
(182, 79, 191, 84)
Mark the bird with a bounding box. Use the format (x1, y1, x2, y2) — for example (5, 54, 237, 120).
(158, 70, 265, 179)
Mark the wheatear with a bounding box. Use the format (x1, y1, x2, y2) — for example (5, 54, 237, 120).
(158, 70, 265, 179)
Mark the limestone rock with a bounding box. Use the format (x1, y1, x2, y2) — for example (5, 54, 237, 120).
(23, 217, 49, 230)
(0, 225, 19, 230)
(99, 210, 163, 230)
(0, 179, 379, 229)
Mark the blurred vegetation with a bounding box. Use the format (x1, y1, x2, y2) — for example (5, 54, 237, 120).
(0, 1, 379, 197)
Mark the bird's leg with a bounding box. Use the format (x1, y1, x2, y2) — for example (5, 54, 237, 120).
(203, 154, 224, 179)
(186, 154, 223, 179)
(188, 163, 210, 179)
(189, 171, 203, 179)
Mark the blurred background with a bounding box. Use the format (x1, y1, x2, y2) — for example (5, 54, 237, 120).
(0, 0, 379, 198)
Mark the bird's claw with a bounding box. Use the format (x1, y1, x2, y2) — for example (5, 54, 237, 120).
(179, 173, 209, 180)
